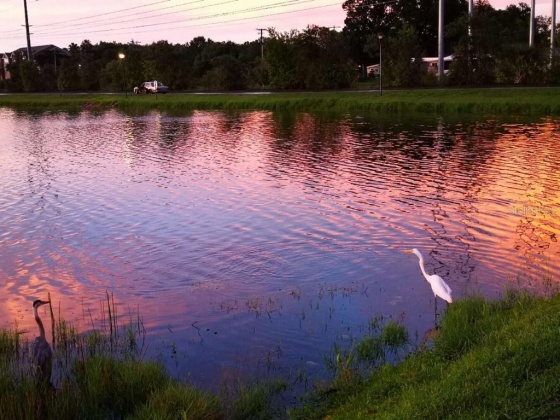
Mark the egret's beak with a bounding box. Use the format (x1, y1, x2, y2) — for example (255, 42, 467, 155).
(404, 250, 413, 254)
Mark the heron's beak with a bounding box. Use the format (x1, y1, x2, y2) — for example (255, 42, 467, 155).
(404, 250, 413, 253)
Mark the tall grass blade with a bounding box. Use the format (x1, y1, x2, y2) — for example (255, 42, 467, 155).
(106, 290, 113, 351)
(48, 291, 55, 350)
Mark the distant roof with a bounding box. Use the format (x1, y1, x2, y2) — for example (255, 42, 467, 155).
(11, 44, 68, 56)
(422, 55, 454, 63)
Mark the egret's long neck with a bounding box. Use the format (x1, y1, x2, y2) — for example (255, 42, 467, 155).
(34, 306, 46, 340)
(417, 254, 429, 280)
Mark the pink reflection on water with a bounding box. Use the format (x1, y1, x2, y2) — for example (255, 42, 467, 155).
(0, 109, 559, 387)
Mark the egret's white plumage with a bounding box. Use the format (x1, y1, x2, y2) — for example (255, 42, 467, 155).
(407, 248, 452, 304)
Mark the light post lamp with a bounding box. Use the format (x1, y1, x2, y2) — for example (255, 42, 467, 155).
(378, 33, 383, 96)
(118, 52, 127, 98)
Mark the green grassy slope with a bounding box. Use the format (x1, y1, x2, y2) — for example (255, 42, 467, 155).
(1, 87, 560, 114)
(312, 292, 560, 419)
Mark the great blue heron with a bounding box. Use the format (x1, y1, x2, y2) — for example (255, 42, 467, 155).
(406, 249, 452, 322)
(32, 299, 52, 385)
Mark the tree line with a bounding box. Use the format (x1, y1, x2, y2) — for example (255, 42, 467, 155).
(2, 0, 559, 92)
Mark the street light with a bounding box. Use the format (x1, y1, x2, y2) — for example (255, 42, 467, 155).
(118, 52, 127, 98)
(378, 33, 384, 97)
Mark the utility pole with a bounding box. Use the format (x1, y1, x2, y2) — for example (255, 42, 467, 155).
(257, 28, 268, 59)
(529, 0, 536, 46)
(437, 0, 444, 78)
(468, 0, 474, 37)
(378, 33, 383, 96)
(23, 0, 33, 62)
(552, 0, 557, 63)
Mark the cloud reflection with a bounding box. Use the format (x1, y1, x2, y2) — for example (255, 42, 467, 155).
(0, 109, 558, 386)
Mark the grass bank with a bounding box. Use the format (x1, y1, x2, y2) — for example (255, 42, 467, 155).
(3, 290, 560, 418)
(1, 87, 560, 114)
(0, 293, 285, 419)
(292, 290, 560, 419)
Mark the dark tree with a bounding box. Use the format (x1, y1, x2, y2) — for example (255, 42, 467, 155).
(204, 55, 248, 90)
(265, 26, 356, 90)
(385, 25, 424, 87)
(343, 0, 467, 77)
(58, 60, 81, 91)
(449, 1, 550, 85)
(342, 0, 401, 77)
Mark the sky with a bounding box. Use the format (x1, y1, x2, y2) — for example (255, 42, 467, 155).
(0, 0, 557, 52)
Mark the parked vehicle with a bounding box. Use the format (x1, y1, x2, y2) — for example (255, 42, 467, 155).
(134, 81, 169, 94)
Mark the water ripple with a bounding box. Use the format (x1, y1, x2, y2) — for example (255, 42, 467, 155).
(1, 109, 559, 388)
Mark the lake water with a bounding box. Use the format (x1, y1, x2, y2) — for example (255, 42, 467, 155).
(1, 108, 559, 389)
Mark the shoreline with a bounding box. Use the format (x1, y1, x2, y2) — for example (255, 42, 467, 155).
(0, 87, 560, 114)
(1, 290, 559, 418)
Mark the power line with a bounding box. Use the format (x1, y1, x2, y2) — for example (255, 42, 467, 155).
(22, 0, 297, 35)
(0, 0, 176, 35)
(35, 0, 203, 29)
(7, 0, 285, 39)
(0, 0, 342, 43)
(23, 0, 313, 38)
(28, 0, 237, 36)
(37, 0, 172, 27)
(40, 2, 342, 41)
(257, 28, 268, 58)
(189, 2, 341, 30)
(94, 2, 339, 38)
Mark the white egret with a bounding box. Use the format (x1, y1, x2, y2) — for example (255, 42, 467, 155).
(406, 248, 452, 322)
(32, 299, 53, 386)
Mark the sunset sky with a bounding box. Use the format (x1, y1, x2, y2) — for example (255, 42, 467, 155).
(0, 0, 557, 52)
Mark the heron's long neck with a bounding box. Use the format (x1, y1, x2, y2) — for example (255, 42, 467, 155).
(34, 306, 46, 340)
(417, 254, 429, 280)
